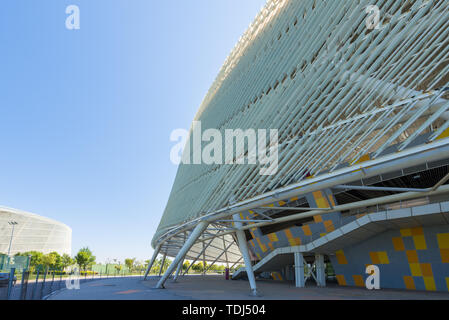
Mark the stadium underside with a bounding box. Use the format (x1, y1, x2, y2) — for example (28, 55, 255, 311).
(149, 0, 449, 294)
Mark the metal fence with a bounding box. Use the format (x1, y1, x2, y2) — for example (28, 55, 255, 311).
(0, 255, 30, 272)
(0, 267, 145, 300)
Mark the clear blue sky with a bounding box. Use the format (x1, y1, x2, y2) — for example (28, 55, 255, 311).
(0, 0, 265, 263)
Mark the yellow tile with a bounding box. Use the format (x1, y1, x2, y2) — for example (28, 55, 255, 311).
(268, 242, 274, 251)
(401, 229, 412, 237)
(392, 237, 405, 251)
(413, 235, 427, 250)
(406, 250, 419, 263)
(316, 197, 329, 209)
(437, 127, 449, 140)
(313, 191, 329, 209)
(290, 197, 299, 202)
(437, 234, 449, 249)
(312, 191, 322, 199)
(409, 263, 422, 277)
(288, 238, 301, 246)
(327, 195, 336, 207)
(336, 275, 347, 286)
(267, 233, 279, 242)
(324, 220, 335, 233)
(278, 201, 286, 206)
(370, 252, 381, 265)
(302, 225, 312, 236)
(284, 229, 294, 239)
(353, 275, 365, 287)
(446, 278, 449, 292)
(423, 277, 436, 291)
(336, 250, 348, 265)
(355, 154, 371, 164)
(404, 276, 416, 290)
(441, 249, 449, 263)
(420, 263, 433, 277)
(256, 238, 267, 253)
(314, 215, 323, 223)
(411, 227, 424, 236)
(378, 252, 390, 264)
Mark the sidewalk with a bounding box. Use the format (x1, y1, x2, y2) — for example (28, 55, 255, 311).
(49, 275, 449, 300)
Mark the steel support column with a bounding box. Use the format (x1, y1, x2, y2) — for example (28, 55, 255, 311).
(172, 258, 184, 282)
(202, 240, 206, 275)
(156, 221, 209, 289)
(233, 214, 258, 296)
(204, 241, 235, 274)
(230, 258, 243, 270)
(294, 252, 305, 288)
(222, 236, 230, 269)
(315, 254, 326, 287)
(144, 245, 160, 280)
(183, 236, 215, 275)
(158, 252, 167, 277)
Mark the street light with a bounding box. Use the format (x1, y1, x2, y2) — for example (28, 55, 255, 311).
(7, 221, 18, 256)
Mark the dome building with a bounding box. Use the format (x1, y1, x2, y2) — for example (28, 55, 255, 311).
(0, 206, 71, 256)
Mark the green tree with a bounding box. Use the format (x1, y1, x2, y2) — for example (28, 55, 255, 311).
(192, 262, 204, 272)
(182, 261, 190, 272)
(41, 253, 56, 269)
(134, 261, 144, 272)
(75, 247, 96, 271)
(162, 258, 172, 274)
(125, 258, 136, 272)
(149, 259, 160, 274)
(196, 261, 207, 272)
(48, 252, 63, 270)
(24, 251, 44, 271)
(149, 258, 172, 274)
(209, 264, 217, 272)
(61, 254, 74, 271)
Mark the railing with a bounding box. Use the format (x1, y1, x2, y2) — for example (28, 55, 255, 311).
(0, 268, 146, 300)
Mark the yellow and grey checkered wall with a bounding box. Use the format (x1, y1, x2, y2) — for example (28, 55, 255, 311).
(330, 225, 449, 292)
(242, 189, 345, 261)
(240, 187, 449, 291)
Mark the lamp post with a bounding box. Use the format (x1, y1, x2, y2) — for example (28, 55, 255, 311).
(7, 221, 18, 256)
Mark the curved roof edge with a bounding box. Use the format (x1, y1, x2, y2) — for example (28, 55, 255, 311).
(0, 205, 72, 233)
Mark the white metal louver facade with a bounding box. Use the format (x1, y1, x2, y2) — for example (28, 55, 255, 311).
(152, 0, 449, 263)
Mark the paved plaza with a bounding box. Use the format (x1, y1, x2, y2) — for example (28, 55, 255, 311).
(48, 275, 449, 300)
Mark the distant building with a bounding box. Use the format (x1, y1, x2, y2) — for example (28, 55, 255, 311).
(149, 0, 449, 293)
(0, 206, 71, 256)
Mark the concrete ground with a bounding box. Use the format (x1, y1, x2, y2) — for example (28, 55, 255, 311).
(48, 275, 449, 300)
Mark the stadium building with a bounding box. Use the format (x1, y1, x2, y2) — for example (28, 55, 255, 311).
(0, 206, 72, 256)
(148, 0, 449, 293)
